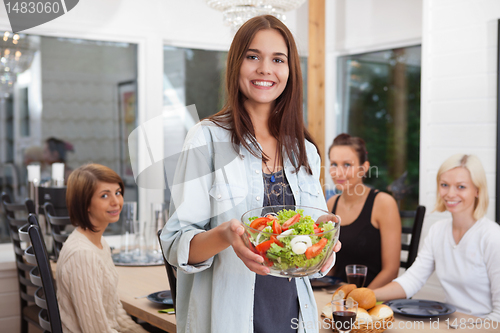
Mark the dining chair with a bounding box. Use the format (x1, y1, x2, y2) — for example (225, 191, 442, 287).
(38, 187, 68, 216)
(1, 192, 43, 333)
(26, 214, 63, 333)
(157, 229, 177, 311)
(400, 205, 426, 269)
(43, 202, 72, 261)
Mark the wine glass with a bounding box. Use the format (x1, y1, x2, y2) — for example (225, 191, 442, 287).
(332, 299, 358, 333)
(346, 264, 367, 288)
(119, 202, 138, 263)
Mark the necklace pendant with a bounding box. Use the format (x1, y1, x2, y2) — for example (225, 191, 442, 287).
(270, 174, 275, 183)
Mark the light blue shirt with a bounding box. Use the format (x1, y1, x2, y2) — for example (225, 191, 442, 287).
(160, 120, 331, 333)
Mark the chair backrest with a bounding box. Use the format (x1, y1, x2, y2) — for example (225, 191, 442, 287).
(157, 229, 177, 311)
(1, 192, 38, 299)
(1, 192, 43, 332)
(400, 205, 426, 269)
(44, 202, 72, 260)
(38, 187, 68, 216)
(27, 215, 63, 333)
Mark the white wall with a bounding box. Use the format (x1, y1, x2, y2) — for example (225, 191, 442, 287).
(334, 0, 422, 53)
(420, 0, 498, 230)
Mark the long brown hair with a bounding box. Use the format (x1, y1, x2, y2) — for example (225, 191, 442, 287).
(208, 15, 317, 174)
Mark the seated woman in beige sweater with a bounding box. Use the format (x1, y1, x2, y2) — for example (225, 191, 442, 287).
(56, 163, 149, 333)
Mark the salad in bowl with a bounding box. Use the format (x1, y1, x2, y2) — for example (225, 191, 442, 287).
(241, 205, 340, 278)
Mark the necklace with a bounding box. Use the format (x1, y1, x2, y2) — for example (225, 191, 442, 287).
(263, 149, 280, 183)
(264, 160, 277, 183)
(263, 170, 287, 206)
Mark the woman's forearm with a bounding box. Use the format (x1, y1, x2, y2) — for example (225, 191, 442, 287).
(187, 219, 269, 274)
(367, 267, 399, 290)
(187, 222, 232, 264)
(373, 281, 407, 301)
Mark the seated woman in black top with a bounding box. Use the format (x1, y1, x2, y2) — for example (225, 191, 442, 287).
(327, 134, 401, 289)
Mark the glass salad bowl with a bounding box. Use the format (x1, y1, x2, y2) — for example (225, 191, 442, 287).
(241, 205, 340, 278)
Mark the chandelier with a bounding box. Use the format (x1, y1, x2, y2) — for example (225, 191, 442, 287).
(0, 32, 38, 97)
(205, 0, 307, 32)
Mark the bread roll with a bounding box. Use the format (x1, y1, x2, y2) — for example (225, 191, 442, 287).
(368, 304, 393, 320)
(356, 308, 373, 325)
(347, 288, 377, 310)
(332, 284, 357, 301)
(321, 303, 333, 320)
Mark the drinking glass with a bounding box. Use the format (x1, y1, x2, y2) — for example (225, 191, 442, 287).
(346, 264, 367, 288)
(133, 221, 148, 263)
(332, 299, 358, 333)
(119, 202, 138, 263)
(146, 203, 168, 262)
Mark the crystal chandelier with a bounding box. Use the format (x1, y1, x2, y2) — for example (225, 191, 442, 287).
(205, 0, 307, 32)
(0, 32, 38, 97)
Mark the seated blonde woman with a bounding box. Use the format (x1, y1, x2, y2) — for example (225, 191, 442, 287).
(56, 164, 149, 333)
(374, 154, 500, 322)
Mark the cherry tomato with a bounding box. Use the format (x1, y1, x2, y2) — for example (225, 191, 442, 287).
(282, 213, 301, 231)
(305, 237, 328, 259)
(255, 236, 283, 253)
(272, 220, 282, 235)
(255, 239, 274, 253)
(250, 217, 271, 230)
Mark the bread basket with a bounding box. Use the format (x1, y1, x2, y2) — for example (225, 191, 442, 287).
(321, 285, 395, 333)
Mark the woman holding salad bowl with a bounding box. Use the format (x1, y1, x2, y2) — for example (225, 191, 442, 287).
(160, 15, 340, 333)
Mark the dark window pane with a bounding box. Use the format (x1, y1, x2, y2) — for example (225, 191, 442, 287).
(337, 46, 421, 212)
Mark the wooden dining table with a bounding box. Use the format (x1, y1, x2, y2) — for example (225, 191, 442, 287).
(115, 265, 499, 333)
(115, 265, 176, 332)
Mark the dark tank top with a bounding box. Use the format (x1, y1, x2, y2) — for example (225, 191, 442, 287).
(253, 169, 299, 333)
(331, 188, 381, 286)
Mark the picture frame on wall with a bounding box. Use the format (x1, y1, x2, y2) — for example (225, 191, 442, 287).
(118, 80, 138, 183)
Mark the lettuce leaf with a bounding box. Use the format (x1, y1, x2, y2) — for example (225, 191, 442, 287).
(266, 240, 327, 270)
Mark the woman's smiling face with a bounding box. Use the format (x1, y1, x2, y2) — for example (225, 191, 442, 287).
(87, 181, 123, 230)
(329, 146, 367, 193)
(438, 167, 478, 217)
(238, 29, 289, 109)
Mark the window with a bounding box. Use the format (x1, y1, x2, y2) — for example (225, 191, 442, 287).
(337, 46, 421, 212)
(0, 36, 138, 243)
(163, 47, 227, 119)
